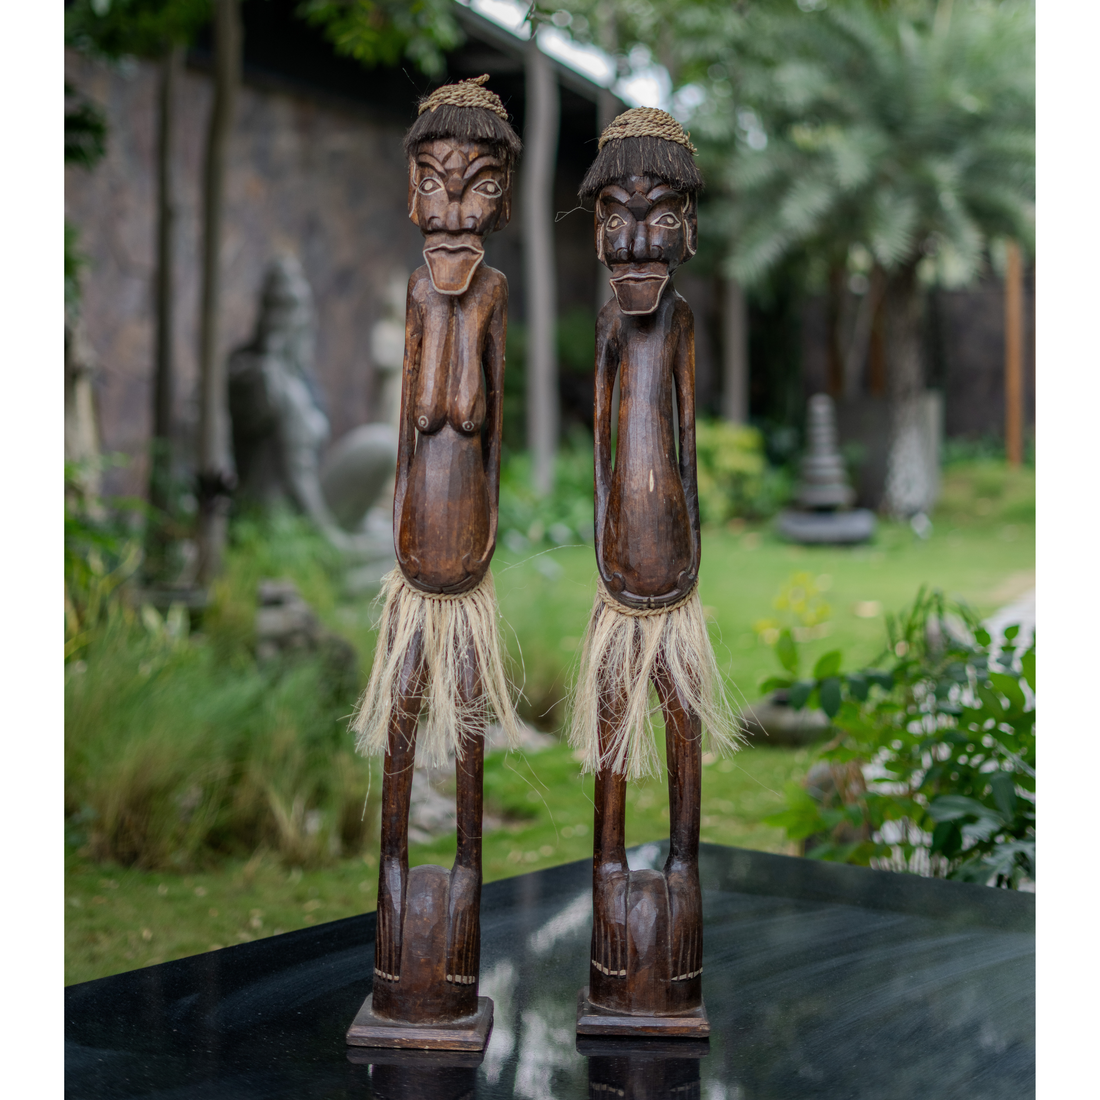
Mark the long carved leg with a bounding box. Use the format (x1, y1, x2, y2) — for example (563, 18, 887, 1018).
(590, 690, 629, 1005)
(654, 661, 704, 995)
(374, 628, 426, 992)
(447, 641, 483, 992)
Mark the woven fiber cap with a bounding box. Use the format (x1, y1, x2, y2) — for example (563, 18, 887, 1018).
(598, 107, 697, 155)
(418, 74, 509, 121)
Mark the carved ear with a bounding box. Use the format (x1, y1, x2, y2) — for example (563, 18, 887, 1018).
(594, 199, 607, 265)
(496, 166, 512, 231)
(683, 194, 698, 258)
(407, 158, 419, 226)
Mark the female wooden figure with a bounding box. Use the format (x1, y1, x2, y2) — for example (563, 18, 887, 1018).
(570, 109, 741, 1036)
(346, 76, 522, 1051)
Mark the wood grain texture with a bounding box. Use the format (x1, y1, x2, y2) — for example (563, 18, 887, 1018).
(584, 170, 708, 1031)
(359, 136, 511, 1042)
(576, 987, 710, 1039)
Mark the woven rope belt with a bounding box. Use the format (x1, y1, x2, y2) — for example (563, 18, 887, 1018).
(596, 575, 698, 617)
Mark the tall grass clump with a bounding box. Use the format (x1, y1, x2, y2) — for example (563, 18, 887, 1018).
(66, 509, 377, 870)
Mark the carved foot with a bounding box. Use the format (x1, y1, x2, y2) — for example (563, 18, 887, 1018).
(445, 864, 480, 987)
(374, 857, 405, 984)
(666, 859, 702, 982)
(591, 866, 628, 979)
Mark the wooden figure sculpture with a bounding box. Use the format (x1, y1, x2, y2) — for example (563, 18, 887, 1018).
(345, 75, 522, 1052)
(570, 108, 741, 1038)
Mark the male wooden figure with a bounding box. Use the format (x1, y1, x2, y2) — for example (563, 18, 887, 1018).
(346, 76, 522, 1051)
(570, 109, 740, 1037)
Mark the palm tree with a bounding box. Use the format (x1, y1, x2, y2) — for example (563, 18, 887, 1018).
(686, 0, 1034, 514)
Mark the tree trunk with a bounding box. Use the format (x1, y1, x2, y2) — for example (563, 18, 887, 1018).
(842, 265, 886, 402)
(883, 264, 936, 517)
(1004, 240, 1023, 466)
(721, 278, 748, 423)
(146, 43, 183, 577)
(523, 39, 560, 496)
(197, 0, 241, 585)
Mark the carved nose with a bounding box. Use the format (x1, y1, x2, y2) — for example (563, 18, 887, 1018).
(629, 224, 656, 261)
(443, 202, 462, 232)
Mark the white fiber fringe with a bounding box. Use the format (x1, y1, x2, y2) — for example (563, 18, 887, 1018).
(352, 568, 521, 768)
(569, 581, 743, 780)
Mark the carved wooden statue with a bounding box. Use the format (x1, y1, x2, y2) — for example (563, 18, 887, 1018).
(346, 75, 522, 1052)
(570, 109, 741, 1038)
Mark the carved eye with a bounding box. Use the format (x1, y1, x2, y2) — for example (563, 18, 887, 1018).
(417, 177, 442, 195)
(473, 179, 502, 197)
(654, 213, 681, 228)
(605, 214, 626, 231)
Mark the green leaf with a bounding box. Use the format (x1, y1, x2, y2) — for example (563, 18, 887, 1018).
(931, 819, 962, 858)
(787, 680, 813, 710)
(866, 670, 894, 691)
(989, 672, 1026, 714)
(813, 650, 843, 680)
(1020, 648, 1035, 692)
(846, 674, 869, 701)
(760, 675, 794, 694)
(1004, 624, 1020, 641)
(927, 795, 999, 823)
(974, 627, 992, 647)
(819, 677, 842, 718)
(775, 628, 799, 675)
(989, 772, 1018, 820)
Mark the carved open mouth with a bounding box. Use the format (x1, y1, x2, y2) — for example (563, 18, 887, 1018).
(423, 240, 485, 296)
(608, 264, 670, 315)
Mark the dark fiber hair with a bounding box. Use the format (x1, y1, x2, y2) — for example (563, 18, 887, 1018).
(579, 136, 704, 199)
(404, 104, 522, 168)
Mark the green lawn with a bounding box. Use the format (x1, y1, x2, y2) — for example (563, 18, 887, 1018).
(65, 459, 1034, 985)
(65, 741, 809, 985)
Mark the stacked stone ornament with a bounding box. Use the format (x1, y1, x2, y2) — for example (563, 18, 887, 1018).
(777, 394, 876, 544)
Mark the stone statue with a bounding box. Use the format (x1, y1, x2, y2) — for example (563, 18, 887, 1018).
(228, 255, 397, 559)
(569, 108, 741, 1038)
(345, 75, 522, 1053)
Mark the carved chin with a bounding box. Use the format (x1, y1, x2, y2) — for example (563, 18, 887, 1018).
(609, 273, 669, 315)
(424, 245, 485, 295)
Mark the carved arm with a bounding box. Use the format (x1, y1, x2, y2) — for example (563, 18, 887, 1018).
(674, 308, 702, 577)
(392, 277, 422, 566)
(593, 309, 618, 569)
(479, 284, 507, 564)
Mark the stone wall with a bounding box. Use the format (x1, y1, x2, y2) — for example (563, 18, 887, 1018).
(66, 49, 426, 497)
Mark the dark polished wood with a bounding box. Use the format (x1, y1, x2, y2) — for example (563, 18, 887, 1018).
(583, 171, 708, 1033)
(352, 136, 513, 1048)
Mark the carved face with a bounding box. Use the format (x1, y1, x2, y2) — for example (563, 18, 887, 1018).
(595, 175, 698, 315)
(408, 138, 511, 295)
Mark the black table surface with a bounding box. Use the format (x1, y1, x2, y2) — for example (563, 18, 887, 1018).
(66, 842, 1034, 1099)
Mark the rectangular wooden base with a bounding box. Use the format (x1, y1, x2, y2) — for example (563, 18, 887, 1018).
(346, 993, 493, 1051)
(346, 1045, 486, 1069)
(575, 987, 710, 1039)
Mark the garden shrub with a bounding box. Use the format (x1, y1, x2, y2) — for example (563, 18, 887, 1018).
(65, 509, 375, 870)
(761, 588, 1035, 888)
(695, 419, 791, 523)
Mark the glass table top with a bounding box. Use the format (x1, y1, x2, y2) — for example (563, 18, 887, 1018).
(66, 842, 1034, 1099)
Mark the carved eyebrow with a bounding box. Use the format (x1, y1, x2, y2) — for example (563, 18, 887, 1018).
(645, 184, 682, 203)
(600, 185, 632, 203)
(463, 155, 503, 180)
(415, 153, 447, 173)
